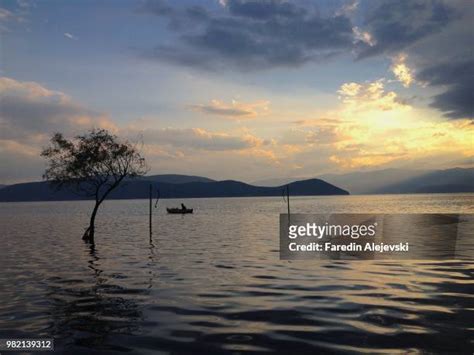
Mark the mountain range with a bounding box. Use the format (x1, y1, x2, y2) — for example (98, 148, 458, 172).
(0, 167, 472, 202)
(137, 174, 215, 184)
(0, 176, 348, 202)
(254, 168, 473, 194)
(371, 168, 474, 194)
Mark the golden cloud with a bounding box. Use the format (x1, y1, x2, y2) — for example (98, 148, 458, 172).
(390, 53, 414, 88)
(0, 76, 117, 141)
(325, 79, 474, 169)
(190, 99, 270, 120)
(352, 26, 376, 47)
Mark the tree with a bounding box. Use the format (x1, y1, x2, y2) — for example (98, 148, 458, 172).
(41, 129, 147, 243)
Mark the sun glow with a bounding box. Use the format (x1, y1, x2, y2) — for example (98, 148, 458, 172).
(292, 80, 474, 169)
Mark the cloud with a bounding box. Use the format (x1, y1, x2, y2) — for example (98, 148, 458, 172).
(190, 99, 269, 119)
(356, 0, 456, 58)
(0, 7, 17, 32)
(226, 0, 305, 19)
(390, 53, 414, 87)
(136, 127, 264, 151)
(140, 0, 471, 122)
(445, 155, 474, 168)
(337, 79, 409, 113)
(263, 77, 469, 174)
(352, 26, 375, 46)
(0, 78, 117, 183)
(292, 118, 343, 126)
(0, 2, 30, 32)
(280, 126, 342, 147)
(0, 140, 46, 183)
(416, 60, 473, 120)
(0, 77, 115, 141)
(64, 32, 78, 40)
(0, 7, 13, 21)
(336, 0, 359, 17)
(0, 77, 282, 183)
(329, 118, 474, 170)
(324, 78, 473, 169)
(138, 0, 473, 121)
(353, 0, 472, 121)
(141, 0, 354, 70)
(135, 126, 280, 178)
(338, 82, 362, 97)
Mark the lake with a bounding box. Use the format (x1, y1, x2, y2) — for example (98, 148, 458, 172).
(1, 194, 473, 354)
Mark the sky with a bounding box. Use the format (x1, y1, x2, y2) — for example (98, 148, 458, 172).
(0, 0, 472, 184)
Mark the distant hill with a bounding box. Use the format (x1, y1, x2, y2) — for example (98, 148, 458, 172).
(137, 174, 215, 184)
(253, 169, 430, 192)
(373, 168, 474, 194)
(0, 184, 6, 189)
(318, 169, 432, 194)
(252, 177, 309, 187)
(254, 168, 474, 194)
(0, 178, 348, 202)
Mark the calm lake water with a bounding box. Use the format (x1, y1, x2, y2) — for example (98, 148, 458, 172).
(1, 194, 473, 354)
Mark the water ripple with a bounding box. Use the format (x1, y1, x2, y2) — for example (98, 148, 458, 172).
(1, 196, 473, 353)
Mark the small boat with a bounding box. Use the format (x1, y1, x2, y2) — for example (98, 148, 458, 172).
(167, 208, 193, 214)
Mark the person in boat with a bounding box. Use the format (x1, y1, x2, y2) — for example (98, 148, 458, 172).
(181, 203, 187, 210)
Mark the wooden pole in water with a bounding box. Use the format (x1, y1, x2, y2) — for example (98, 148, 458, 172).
(149, 184, 152, 237)
(287, 184, 290, 223)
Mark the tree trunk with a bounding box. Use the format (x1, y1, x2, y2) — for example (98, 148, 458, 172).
(81, 179, 123, 243)
(83, 201, 100, 243)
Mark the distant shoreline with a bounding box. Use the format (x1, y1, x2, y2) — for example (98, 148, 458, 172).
(0, 178, 349, 202)
(1, 192, 473, 204)
(1, 168, 473, 202)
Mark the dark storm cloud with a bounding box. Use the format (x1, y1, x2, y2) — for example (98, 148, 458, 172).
(356, 0, 472, 120)
(417, 60, 473, 119)
(226, 0, 304, 19)
(356, 0, 456, 58)
(141, 0, 174, 16)
(141, 0, 354, 70)
(141, 0, 472, 120)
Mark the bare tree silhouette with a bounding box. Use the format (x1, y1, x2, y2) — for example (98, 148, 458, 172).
(41, 129, 147, 243)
